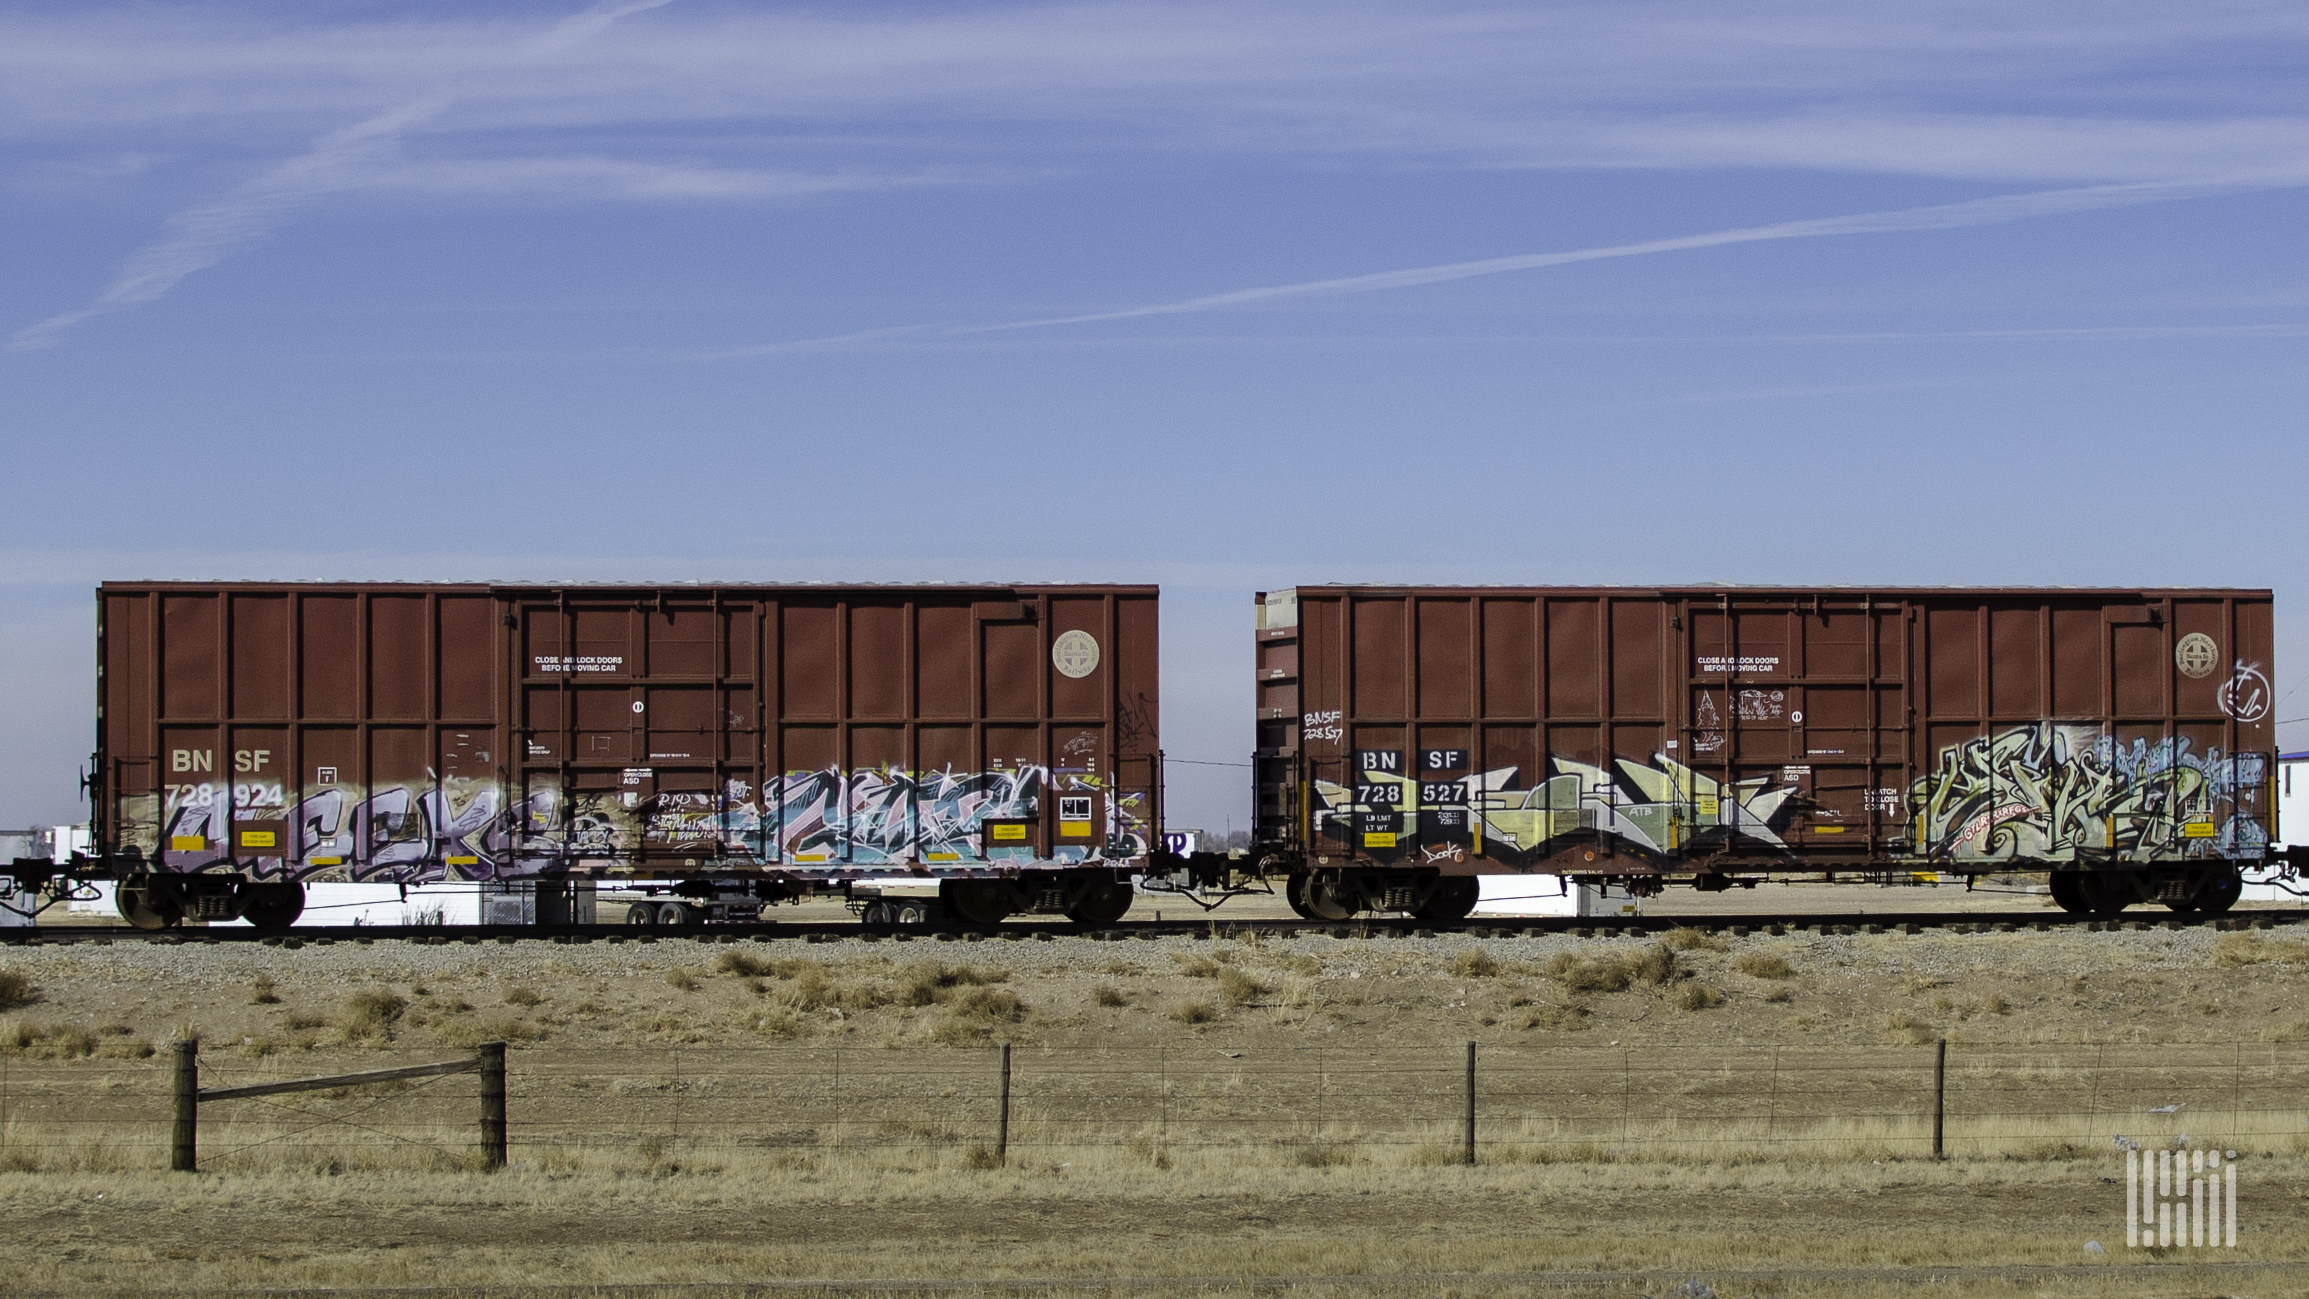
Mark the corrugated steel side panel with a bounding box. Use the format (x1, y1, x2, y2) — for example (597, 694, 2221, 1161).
(102, 584, 507, 881)
(1256, 586, 2275, 874)
(99, 582, 1157, 884)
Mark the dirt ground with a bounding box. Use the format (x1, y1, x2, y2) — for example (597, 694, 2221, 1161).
(6, 920, 2309, 1295)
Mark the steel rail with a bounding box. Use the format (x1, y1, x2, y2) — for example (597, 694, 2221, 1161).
(9, 908, 2308, 946)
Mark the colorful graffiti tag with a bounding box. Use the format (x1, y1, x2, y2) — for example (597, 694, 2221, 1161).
(1310, 725, 2269, 867)
(118, 765, 1151, 883)
(1315, 755, 1795, 865)
(1908, 725, 2266, 862)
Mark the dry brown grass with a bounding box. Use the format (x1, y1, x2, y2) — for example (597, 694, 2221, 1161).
(2, 1020, 96, 1058)
(338, 990, 407, 1042)
(898, 962, 1011, 1007)
(0, 967, 34, 1011)
(1660, 926, 1727, 952)
(1544, 943, 1679, 992)
(1091, 984, 1127, 1007)
(1517, 1003, 1591, 1032)
(2213, 932, 2309, 966)
(1170, 1001, 1216, 1025)
(1881, 1010, 1937, 1045)
(1450, 949, 1502, 978)
(1215, 967, 1269, 1006)
(503, 985, 545, 1007)
(927, 987, 1027, 1045)
(1733, 951, 1795, 978)
(1670, 982, 1723, 1011)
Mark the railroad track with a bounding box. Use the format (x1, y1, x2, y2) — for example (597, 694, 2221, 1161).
(10, 907, 2309, 947)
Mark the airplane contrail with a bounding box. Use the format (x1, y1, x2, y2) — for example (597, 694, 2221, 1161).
(10, 0, 677, 352)
(705, 173, 2302, 358)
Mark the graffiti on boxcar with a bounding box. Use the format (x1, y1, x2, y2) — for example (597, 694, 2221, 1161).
(119, 778, 514, 882)
(2220, 661, 2272, 722)
(1313, 754, 1797, 865)
(121, 762, 1148, 878)
(1909, 724, 2266, 862)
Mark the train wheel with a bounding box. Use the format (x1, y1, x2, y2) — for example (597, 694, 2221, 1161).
(1414, 876, 1480, 923)
(115, 877, 181, 930)
(940, 880, 1015, 926)
(2075, 871, 2138, 916)
(1065, 880, 1134, 926)
(624, 901, 658, 926)
(2168, 868, 2243, 915)
(1295, 873, 1356, 922)
(2048, 872, 2089, 915)
(1284, 874, 1321, 920)
(238, 881, 305, 930)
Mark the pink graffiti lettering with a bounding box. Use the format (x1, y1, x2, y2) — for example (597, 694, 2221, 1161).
(1957, 802, 2037, 847)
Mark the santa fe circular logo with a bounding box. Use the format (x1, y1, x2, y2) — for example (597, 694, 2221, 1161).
(2174, 633, 2219, 680)
(1051, 630, 1101, 679)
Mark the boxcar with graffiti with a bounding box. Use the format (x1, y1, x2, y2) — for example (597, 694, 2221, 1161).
(1250, 586, 2276, 920)
(87, 582, 1157, 929)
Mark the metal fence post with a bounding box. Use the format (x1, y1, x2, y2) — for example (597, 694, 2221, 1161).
(1932, 1039, 1947, 1160)
(1464, 1041, 1477, 1165)
(997, 1042, 1012, 1165)
(479, 1041, 507, 1170)
(170, 1039, 198, 1173)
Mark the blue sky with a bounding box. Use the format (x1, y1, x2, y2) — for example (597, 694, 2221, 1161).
(5, 0, 2308, 831)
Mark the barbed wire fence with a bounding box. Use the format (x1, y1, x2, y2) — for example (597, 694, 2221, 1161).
(0, 1040, 2303, 1173)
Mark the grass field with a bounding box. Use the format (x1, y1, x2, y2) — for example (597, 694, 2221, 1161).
(6, 922, 2309, 1295)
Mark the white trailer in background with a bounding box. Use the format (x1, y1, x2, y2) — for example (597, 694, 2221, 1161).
(209, 881, 598, 927)
(2249, 751, 2309, 903)
(1472, 875, 1639, 918)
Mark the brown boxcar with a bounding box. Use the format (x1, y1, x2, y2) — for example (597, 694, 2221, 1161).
(94, 582, 1157, 924)
(1252, 586, 2276, 919)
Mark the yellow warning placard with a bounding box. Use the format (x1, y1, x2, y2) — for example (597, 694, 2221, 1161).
(1363, 832, 1397, 848)
(2182, 820, 2218, 839)
(239, 830, 277, 848)
(989, 824, 1028, 841)
(170, 835, 206, 851)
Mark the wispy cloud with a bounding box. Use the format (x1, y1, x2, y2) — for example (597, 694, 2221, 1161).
(10, 0, 676, 351)
(707, 173, 2300, 357)
(11, 2, 2309, 349)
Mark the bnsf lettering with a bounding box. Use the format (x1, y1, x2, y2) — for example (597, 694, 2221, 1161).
(234, 749, 272, 772)
(1422, 749, 1467, 771)
(171, 749, 213, 773)
(1357, 750, 1401, 773)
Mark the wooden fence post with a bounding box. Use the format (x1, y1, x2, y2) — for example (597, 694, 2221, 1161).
(1464, 1041, 1477, 1166)
(1932, 1039, 1947, 1160)
(170, 1039, 198, 1173)
(996, 1042, 1012, 1164)
(479, 1041, 507, 1170)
